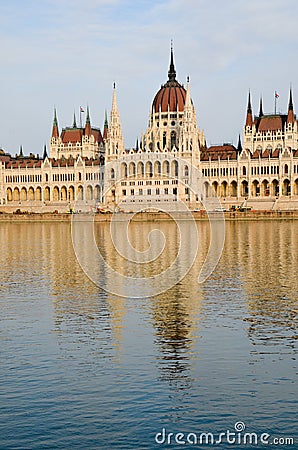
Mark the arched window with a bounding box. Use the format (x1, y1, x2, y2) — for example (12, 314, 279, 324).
(163, 132, 167, 149)
(172, 160, 178, 177)
(163, 160, 170, 175)
(111, 168, 115, 179)
(171, 131, 176, 149)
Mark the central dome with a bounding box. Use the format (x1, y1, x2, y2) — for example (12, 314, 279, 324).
(152, 48, 186, 113)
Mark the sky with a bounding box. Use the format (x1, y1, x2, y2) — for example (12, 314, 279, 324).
(1, 0, 298, 156)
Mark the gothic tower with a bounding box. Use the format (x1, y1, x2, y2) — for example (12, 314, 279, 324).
(106, 83, 125, 162)
(141, 45, 205, 165)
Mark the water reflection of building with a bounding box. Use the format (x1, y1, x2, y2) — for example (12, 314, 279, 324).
(150, 285, 202, 391)
(93, 219, 204, 389)
(46, 220, 206, 370)
(225, 221, 298, 351)
(146, 222, 207, 390)
(42, 222, 126, 362)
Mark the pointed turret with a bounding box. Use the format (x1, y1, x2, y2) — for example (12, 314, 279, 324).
(184, 76, 192, 110)
(136, 138, 139, 151)
(287, 87, 294, 123)
(43, 144, 48, 160)
(237, 134, 242, 153)
(73, 111, 77, 128)
(103, 110, 108, 141)
(168, 41, 176, 82)
(19, 145, 23, 157)
(258, 96, 263, 117)
(182, 76, 194, 128)
(85, 105, 91, 135)
(106, 82, 124, 160)
(245, 91, 253, 127)
(51, 108, 59, 139)
(111, 82, 118, 114)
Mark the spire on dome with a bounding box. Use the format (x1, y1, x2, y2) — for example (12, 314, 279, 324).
(168, 41, 176, 82)
(287, 87, 294, 123)
(259, 96, 263, 116)
(245, 91, 253, 127)
(51, 108, 59, 139)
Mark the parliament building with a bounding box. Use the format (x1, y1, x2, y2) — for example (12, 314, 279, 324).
(1, 48, 298, 212)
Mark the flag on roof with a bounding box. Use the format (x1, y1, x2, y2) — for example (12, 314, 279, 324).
(275, 91, 279, 98)
(80, 106, 84, 112)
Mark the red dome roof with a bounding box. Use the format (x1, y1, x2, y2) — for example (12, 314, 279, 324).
(152, 48, 186, 113)
(152, 80, 186, 113)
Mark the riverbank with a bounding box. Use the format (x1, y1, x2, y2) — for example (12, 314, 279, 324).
(1, 210, 298, 222)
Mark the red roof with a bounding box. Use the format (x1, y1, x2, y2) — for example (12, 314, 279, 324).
(262, 149, 270, 158)
(255, 114, 286, 132)
(61, 128, 83, 144)
(5, 158, 41, 168)
(202, 145, 237, 160)
(152, 80, 186, 113)
(60, 127, 103, 145)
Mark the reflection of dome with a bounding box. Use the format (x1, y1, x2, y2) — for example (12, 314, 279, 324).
(152, 48, 186, 113)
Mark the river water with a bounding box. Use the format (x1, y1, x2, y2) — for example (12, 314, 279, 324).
(0, 220, 297, 449)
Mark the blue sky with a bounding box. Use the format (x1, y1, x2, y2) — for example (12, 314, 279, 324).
(1, 0, 298, 155)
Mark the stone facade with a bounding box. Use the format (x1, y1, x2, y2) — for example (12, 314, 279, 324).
(1, 48, 298, 213)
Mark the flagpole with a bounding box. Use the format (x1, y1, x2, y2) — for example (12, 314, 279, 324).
(80, 107, 82, 128)
(274, 92, 277, 115)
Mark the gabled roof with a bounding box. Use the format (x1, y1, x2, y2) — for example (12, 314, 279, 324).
(262, 149, 270, 158)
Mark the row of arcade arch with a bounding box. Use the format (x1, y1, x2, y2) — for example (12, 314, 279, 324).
(206, 178, 298, 197)
(110, 160, 189, 179)
(6, 185, 102, 202)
